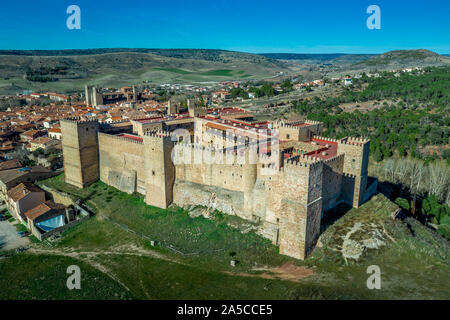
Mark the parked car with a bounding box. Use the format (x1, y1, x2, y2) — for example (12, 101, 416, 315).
(0, 214, 5, 221)
(18, 231, 25, 237)
(16, 247, 24, 253)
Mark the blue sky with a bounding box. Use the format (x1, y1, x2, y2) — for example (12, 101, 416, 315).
(0, 0, 449, 53)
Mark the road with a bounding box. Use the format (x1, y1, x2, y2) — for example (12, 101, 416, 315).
(0, 220, 29, 251)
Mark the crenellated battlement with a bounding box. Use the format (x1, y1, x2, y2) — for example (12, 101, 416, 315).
(284, 156, 322, 169)
(312, 135, 339, 143)
(61, 117, 98, 125)
(172, 142, 263, 166)
(339, 136, 370, 146)
(275, 119, 323, 130)
(98, 132, 143, 145)
(102, 119, 130, 125)
(143, 130, 172, 139)
(321, 153, 345, 165)
(304, 120, 322, 125)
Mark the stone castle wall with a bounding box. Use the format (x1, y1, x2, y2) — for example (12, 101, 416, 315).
(60, 118, 370, 261)
(98, 133, 145, 194)
(321, 154, 345, 211)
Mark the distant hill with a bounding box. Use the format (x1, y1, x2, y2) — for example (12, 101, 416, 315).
(261, 50, 450, 69)
(353, 49, 449, 68)
(0, 49, 289, 94)
(0, 48, 285, 65)
(259, 53, 376, 65)
(329, 54, 377, 64)
(260, 53, 347, 61)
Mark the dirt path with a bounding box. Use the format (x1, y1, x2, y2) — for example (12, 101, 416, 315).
(225, 261, 313, 282)
(28, 245, 312, 292)
(29, 247, 135, 292)
(28, 244, 188, 293)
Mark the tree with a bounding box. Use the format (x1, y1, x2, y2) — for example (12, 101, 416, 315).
(395, 198, 410, 211)
(281, 80, 293, 92)
(230, 87, 248, 100)
(422, 195, 448, 224)
(427, 162, 449, 203)
(407, 159, 425, 215)
(33, 148, 45, 157)
(260, 83, 275, 97)
(373, 147, 383, 162)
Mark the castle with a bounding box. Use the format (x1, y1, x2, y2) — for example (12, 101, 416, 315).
(60, 103, 371, 259)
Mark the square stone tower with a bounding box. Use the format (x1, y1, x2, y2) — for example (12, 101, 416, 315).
(278, 158, 323, 260)
(61, 119, 100, 188)
(338, 137, 370, 208)
(143, 131, 175, 208)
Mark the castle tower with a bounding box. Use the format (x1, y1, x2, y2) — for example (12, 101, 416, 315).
(276, 121, 322, 142)
(143, 131, 175, 208)
(84, 85, 103, 107)
(167, 100, 179, 115)
(84, 85, 92, 106)
(278, 159, 323, 260)
(60, 119, 100, 188)
(187, 99, 197, 117)
(92, 87, 103, 107)
(338, 137, 370, 208)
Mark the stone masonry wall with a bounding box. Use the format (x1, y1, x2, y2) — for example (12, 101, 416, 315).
(98, 133, 145, 194)
(321, 154, 345, 211)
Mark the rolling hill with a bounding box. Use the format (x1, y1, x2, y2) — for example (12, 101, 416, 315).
(353, 49, 450, 68)
(0, 49, 290, 94)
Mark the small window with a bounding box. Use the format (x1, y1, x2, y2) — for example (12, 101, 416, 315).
(86, 128, 88, 131)
(352, 159, 356, 162)
(152, 170, 155, 176)
(286, 134, 290, 139)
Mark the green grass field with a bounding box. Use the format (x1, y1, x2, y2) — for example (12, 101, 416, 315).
(0, 254, 133, 300)
(37, 174, 289, 270)
(0, 68, 259, 95)
(0, 174, 448, 300)
(152, 67, 192, 75)
(200, 69, 234, 76)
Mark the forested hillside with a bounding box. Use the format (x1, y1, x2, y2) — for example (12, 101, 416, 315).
(294, 66, 449, 162)
(293, 66, 450, 237)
